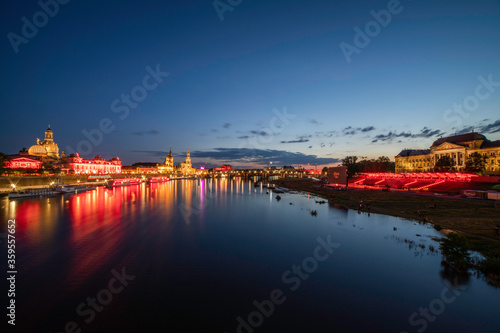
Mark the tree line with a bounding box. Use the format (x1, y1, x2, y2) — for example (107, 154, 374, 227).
(341, 156, 395, 176)
(434, 152, 486, 173)
(337, 152, 487, 176)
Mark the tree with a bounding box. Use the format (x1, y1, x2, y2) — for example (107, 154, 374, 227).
(434, 156, 455, 172)
(357, 156, 395, 173)
(342, 156, 358, 178)
(464, 152, 486, 174)
(322, 166, 329, 174)
(0, 152, 7, 175)
(440, 233, 472, 272)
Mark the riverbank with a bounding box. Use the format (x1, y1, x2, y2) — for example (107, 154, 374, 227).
(272, 178, 500, 286)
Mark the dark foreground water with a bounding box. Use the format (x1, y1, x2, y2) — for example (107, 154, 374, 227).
(1, 179, 499, 333)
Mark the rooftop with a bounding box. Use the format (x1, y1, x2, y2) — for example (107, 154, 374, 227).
(431, 132, 487, 147)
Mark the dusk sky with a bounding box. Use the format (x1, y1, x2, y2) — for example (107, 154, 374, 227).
(1, 0, 500, 168)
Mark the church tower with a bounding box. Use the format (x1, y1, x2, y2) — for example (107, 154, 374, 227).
(29, 125, 59, 159)
(45, 125, 54, 142)
(163, 147, 174, 172)
(185, 149, 191, 167)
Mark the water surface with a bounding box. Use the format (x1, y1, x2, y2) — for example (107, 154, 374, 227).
(1, 179, 499, 332)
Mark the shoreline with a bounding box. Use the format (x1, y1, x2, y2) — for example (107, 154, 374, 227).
(271, 178, 500, 240)
(272, 178, 500, 286)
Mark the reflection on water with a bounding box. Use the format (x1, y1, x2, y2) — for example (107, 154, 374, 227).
(1, 179, 499, 332)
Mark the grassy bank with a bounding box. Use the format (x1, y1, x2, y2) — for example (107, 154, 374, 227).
(272, 178, 500, 286)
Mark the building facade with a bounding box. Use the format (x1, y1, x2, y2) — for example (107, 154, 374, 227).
(158, 148, 174, 174)
(395, 132, 500, 175)
(180, 149, 193, 175)
(158, 149, 195, 176)
(23, 125, 60, 160)
(63, 153, 122, 174)
(4, 156, 43, 170)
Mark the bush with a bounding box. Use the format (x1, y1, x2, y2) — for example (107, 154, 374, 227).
(439, 233, 472, 271)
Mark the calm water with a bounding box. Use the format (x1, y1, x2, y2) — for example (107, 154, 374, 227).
(1, 179, 499, 333)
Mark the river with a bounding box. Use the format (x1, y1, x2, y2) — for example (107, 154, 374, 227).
(1, 179, 499, 332)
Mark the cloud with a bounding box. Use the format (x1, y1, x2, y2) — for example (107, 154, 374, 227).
(308, 118, 321, 125)
(342, 126, 376, 136)
(280, 138, 310, 144)
(190, 148, 341, 165)
(132, 130, 159, 136)
(280, 135, 311, 144)
(223, 123, 231, 129)
(371, 127, 445, 143)
(479, 119, 500, 134)
(315, 131, 336, 138)
(250, 130, 270, 136)
(132, 150, 168, 157)
(238, 135, 250, 139)
(455, 119, 500, 135)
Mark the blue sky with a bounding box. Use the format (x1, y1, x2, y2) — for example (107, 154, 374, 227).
(1, 0, 500, 168)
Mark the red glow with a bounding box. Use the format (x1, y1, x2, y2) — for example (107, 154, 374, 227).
(214, 165, 232, 172)
(147, 176, 170, 183)
(304, 169, 322, 175)
(108, 178, 141, 187)
(4, 157, 42, 169)
(352, 172, 480, 191)
(66, 154, 121, 174)
(359, 172, 478, 182)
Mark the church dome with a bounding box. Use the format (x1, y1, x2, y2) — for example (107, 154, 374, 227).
(28, 145, 47, 155)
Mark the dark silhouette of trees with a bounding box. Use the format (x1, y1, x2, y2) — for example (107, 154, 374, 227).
(358, 156, 395, 173)
(342, 156, 358, 178)
(342, 156, 395, 177)
(434, 156, 455, 172)
(0, 152, 7, 175)
(464, 152, 486, 174)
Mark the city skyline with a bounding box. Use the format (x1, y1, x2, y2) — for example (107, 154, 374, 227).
(2, 0, 500, 167)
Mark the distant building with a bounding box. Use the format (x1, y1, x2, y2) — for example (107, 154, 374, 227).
(21, 125, 60, 160)
(122, 162, 159, 174)
(158, 148, 194, 176)
(63, 153, 121, 174)
(395, 132, 500, 175)
(214, 164, 232, 172)
(158, 148, 174, 174)
(4, 155, 43, 170)
(180, 149, 193, 175)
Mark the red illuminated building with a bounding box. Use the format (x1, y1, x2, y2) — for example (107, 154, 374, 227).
(64, 153, 122, 174)
(214, 164, 232, 172)
(4, 156, 43, 170)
